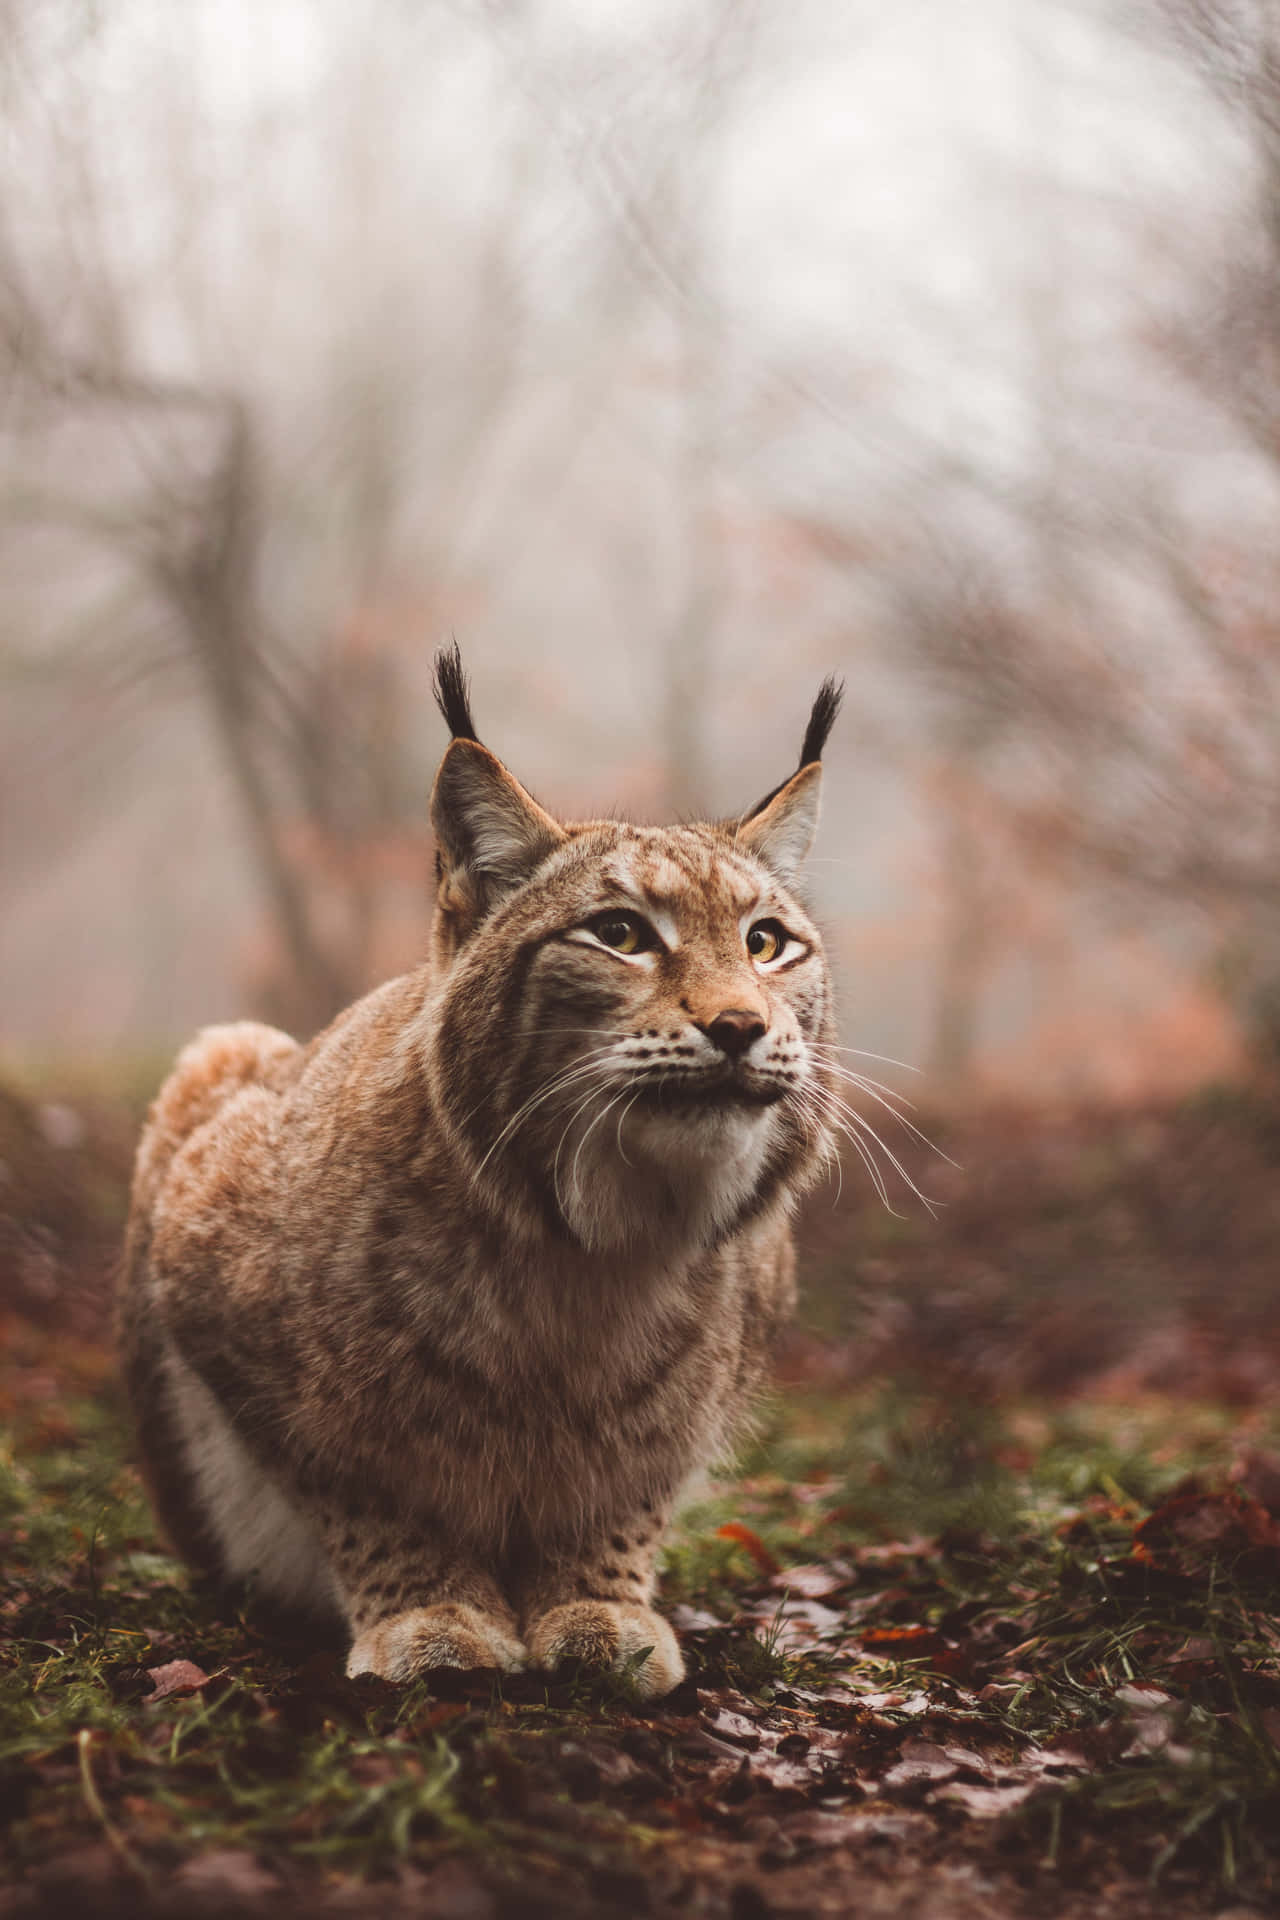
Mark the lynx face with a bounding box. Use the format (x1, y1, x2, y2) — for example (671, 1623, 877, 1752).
(432, 819, 835, 1250)
(424, 682, 839, 1253)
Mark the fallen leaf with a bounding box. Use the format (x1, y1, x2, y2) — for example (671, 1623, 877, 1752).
(1135, 1490, 1280, 1558)
(401, 1858, 497, 1918)
(767, 1561, 853, 1600)
(670, 1604, 722, 1633)
(933, 1779, 1039, 1817)
(881, 1740, 967, 1789)
(699, 1706, 762, 1750)
(741, 1595, 846, 1648)
(781, 1806, 932, 1846)
(1017, 1743, 1091, 1778)
(172, 1851, 283, 1898)
(144, 1658, 220, 1702)
(715, 1523, 781, 1575)
(1229, 1447, 1280, 1515)
(858, 1625, 951, 1657)
(772, 1808, 872, 1849)
(1114, 1682, 1174, 1709)
(749, 1751, 828, 1795)
(856, 1690, 934, 1719)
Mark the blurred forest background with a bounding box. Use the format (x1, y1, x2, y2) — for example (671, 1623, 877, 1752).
(2, 0, 1279, 1409)
(8, 10, 1280, 1909)
(3, 0, 1280, 1100)
(4, 0, 1280, 1362)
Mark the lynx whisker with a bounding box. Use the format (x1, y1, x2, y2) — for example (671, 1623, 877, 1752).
(808, 1090, 895, 1212)
(454, 1039, 621, 1144)
(813, 1085, 937, 1216)
(820, 1131, 846, 1211)
(793, 1088, 844, 1208)
(810, 1047, 917, 1108)
(815, 1055, 958, 1168)
(521, 1025, 636, 1041)
(569, 1086, 634, 1206)
(551, 1080, 631, 1222)
(548, 1075, 617, 1205)
(550, 1077, 621, 1211)
(614, 1088, 643, 1168)
(828, 1139, 845, 1209)
(816, 1043, 923, 1074)
(471, 1049, 621, 1181)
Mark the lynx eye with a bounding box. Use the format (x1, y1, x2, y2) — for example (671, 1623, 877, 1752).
(588, 912, 651, 956)
(746, 919, 789, 965)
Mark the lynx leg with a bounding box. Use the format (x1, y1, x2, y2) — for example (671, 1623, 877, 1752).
(522, 1507, 684, 1698)
(324, 1523, 526, 1681)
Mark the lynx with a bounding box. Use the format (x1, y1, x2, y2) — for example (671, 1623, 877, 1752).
(118, 649, 842, 1696)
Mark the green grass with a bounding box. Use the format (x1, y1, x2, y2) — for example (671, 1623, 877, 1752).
(3, 1378, 1279, 1905)
(667, 1389, 1280, 1888)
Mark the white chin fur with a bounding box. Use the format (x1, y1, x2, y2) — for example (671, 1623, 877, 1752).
(626, 1098, 765, 1158)
(557, 1100, 774, 1252)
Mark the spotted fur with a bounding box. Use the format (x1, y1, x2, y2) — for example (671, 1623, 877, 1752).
(117, 654, 840, 1697)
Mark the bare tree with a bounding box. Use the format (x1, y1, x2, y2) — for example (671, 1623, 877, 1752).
(847, 0, 1280, 1066)
(0, 1, 778, 1033)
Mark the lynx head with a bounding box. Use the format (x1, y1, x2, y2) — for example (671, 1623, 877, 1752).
(426, 646, 841, 1255)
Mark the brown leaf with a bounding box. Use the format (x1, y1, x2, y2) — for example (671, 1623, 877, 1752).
(401, 1858, 498, 1918)
(933, 1779, 1039, 1817)
(1113, 1682, 1174, 1709)
(849, 1536, 936, 1565)
(880, 1739, 967, 1789)
(1016, 1742, 1091, 1778)
(938, 1743, 995, 1775)
(1229, 1446, 1280, 1515)
(144, 1658, 220, 1702)
(854, 1688, 934, 1719)
(779, 1806, 932, 1848)
(767, 1561, 853, 1600)
(172, 1851, 282, 1898)
(753, 1751, 834, 1794)
(741, 1595, 845, 1649)
(1135, 1489, 1280, 1556)
(699, 1686, 765, 1719)
(670, 1603, 722, 1633)
(699, 1706, 762, 1751)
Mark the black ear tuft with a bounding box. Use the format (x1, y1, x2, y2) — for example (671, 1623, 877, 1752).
(739, 673, 844, 825)
(799, 675, 844, 768)
(433, 642, 480, 743)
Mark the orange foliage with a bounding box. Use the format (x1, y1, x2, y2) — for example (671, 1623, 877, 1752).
(975, 954, 1244, 1104)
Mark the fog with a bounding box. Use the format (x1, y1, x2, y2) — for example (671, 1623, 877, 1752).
(2, 0, 1274, 1096)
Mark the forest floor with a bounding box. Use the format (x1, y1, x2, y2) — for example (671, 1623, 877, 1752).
(2, 1073, 1280, 1917)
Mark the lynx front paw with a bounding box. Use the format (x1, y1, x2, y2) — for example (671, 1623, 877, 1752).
(346, 1602, 526, 1682)
(526, 1600, 684, 1698)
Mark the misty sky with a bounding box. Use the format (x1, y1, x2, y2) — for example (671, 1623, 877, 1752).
(1, 0, 1264, 1091)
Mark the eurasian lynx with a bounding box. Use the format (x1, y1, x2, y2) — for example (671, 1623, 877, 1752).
(119, 650, 841, 1696)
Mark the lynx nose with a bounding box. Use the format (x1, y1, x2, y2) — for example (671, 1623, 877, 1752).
(703, 1008, 767, 1059)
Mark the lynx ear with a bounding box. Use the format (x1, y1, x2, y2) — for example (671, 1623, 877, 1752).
(431, 740, 566, 922)
(736, 762, 822, 886)
(428, 642, 565, 929)
(735, 674, 843, 885)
